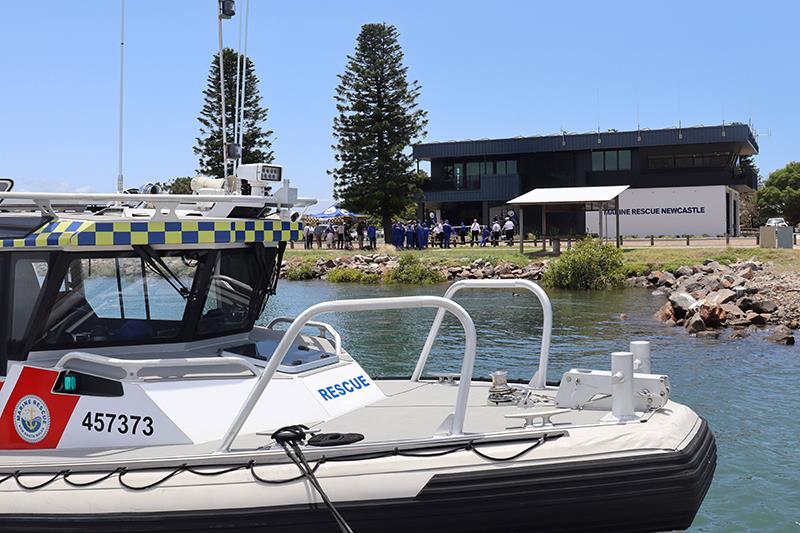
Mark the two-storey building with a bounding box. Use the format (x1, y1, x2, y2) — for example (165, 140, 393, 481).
(412, 123, 758, 237)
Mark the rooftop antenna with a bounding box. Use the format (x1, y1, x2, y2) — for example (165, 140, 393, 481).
(116, 0, 125, 193)
(636, 104, 642, 142)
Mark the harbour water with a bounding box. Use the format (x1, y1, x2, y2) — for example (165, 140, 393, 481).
(263, 281, 800, 532)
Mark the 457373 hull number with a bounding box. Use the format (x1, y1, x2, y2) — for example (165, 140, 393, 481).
(81, 412, 154, 436)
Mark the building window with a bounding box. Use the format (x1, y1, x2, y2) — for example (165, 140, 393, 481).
(604, 151, 618, 171)
(506, 160, 517, 174)
(481, 161, 494, 176)
(592, 152, 604, 171)
(618, 150, 631, 170)
(647, 152, 730, 170)
(592, 150, 630, 171)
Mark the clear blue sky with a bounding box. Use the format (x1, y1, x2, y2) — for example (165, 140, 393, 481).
(1, 0, 797, 204)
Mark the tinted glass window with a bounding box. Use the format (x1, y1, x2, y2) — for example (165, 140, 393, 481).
(506, 160, 517, 174)
(9, 256, 50, 353)
(495, 160, 507, 174)
(198, 250, 258, 336)
(604, 151, 618, 171)
(481, 161, 494, 176)
(466, 162, 480, 177)
(592, 152, 604, 171)
(618, 150, 631, 170)
(34, 254, 196, 349)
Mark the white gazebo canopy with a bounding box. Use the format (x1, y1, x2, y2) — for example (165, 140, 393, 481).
(507, 185, 630, 252)
(508, 185, 629, 207)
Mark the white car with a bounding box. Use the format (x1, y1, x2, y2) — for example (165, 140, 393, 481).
(765, 217, 789, 227)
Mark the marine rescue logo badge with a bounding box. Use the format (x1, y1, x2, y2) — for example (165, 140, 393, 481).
(13, 395, 51, 443)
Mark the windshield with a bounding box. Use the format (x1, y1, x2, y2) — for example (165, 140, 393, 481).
(17, 246, 280, 355)
(34, 253, 198, 349)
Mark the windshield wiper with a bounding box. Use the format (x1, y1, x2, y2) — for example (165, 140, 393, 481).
(133, 245, 191, 300)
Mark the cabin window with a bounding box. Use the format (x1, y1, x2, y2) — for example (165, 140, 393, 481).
(8, 255, 50, 354)
(198, 250, 258, 336)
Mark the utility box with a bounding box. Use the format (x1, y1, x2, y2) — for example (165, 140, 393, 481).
(777, 226, 794, 249)
(760, 226, 794, 249)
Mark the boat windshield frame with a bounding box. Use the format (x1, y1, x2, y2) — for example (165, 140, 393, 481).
(0, 243, 284, 370)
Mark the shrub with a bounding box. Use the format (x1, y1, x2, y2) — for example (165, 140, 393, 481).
(385, 254, 446, 285)
(326, 266, 366, 283)
(542, 238, 625, 289)
(285, 262, 315, 281)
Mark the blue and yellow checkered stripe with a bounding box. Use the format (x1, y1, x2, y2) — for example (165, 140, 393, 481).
(0, 219, 302, 249)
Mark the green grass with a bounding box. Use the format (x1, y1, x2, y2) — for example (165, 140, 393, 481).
(621, 248, 800, 273)
(284, 244, 800, 278)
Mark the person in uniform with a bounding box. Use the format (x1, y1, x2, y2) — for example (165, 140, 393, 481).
(442, 220, 452, 249)
(503, 217, 515, 246)
(367, 223, 377, 249)
(459, 221, 466, 245)
(491, 219, 501, 246)
(470, 219, 480, 247)
(423, 223, 431, 249)
(481, 224, 490, 247)
(406, 221, 415, 250)
(416, 221, 425, 250)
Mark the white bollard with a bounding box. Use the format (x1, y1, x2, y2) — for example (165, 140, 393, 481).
(630, 340, 651, 374)
(602, 351, 638, 422)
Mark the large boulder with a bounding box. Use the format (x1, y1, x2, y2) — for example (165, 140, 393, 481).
(674, 265, 694, 278)
(679, 273, 708, 293)
(746, 312, 768, 325)
(705, 289, 737, 306)
(669, 291, 697, 318)
(686, 314, 706, 333)
(720, 302, 746, 319)
(751, 300, 778, 314)
(699, 303, 726, 328)
(654, 301, 676, 322)
(766, 325, 796, 345)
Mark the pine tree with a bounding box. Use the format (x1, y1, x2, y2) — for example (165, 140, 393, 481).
(194, 48, 273, 178)
(330, 24, 428, 240)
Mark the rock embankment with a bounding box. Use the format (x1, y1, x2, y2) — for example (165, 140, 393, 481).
(633, 259, 797, 345)
(280, 254, 545, 282)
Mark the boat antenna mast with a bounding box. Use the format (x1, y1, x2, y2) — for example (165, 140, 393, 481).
(116, 0, 125, 193)
(216, 0, 240, 187)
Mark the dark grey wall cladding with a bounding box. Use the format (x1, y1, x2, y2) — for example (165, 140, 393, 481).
(424, 174, 520, 203)
(413, 124, 757, 160)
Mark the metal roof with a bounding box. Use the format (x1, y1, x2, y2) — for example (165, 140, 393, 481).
(414, 123, 758, 160)
(508, 185, 629, 206)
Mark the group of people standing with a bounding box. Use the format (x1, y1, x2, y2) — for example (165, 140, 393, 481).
(303, 215, 517, 251)
(303, 220, 378, 250)
(391, 216, 516, 249)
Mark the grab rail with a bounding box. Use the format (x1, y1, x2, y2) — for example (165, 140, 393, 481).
(411, 279, 553, 389)
(55, 351, 260, 381)
(265, 317, 342, 357)
(218, 296, 477, 452)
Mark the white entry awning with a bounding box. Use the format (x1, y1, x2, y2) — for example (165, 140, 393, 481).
(508, 185, 629, 206)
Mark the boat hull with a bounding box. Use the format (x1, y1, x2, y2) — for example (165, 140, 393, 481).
(0, 421, 715, 533)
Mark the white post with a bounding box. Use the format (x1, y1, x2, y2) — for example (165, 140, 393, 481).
(630, 340, 651, 374)
(602, 351, 638, 422)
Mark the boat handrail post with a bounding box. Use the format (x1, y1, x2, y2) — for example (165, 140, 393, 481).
(217, 295, 477, 452)
(411, 279, 553, 390)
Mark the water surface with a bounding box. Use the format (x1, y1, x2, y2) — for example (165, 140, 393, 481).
(263, 281, 800, 532)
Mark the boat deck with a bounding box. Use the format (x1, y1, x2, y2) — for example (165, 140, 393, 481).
(0, 378, 698, 473)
